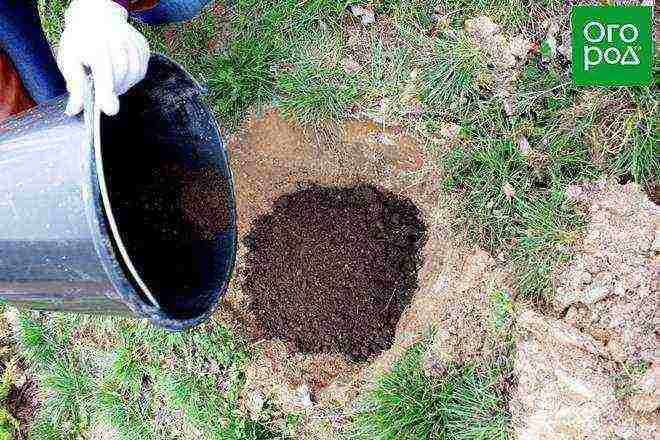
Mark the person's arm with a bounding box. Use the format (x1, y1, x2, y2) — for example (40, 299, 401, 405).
(57, 0, 150, 116)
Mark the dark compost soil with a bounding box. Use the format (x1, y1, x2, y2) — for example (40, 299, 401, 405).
(107, 161, 231, 318)
(243, 184, 427, 361)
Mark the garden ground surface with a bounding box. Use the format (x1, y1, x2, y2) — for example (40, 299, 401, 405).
(0, 1, 658, 439)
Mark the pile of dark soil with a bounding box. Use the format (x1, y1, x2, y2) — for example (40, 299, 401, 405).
(243, 184, 427, 361)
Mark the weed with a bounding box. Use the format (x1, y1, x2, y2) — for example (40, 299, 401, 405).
(611, 360, 651, 399)
(490, 288, 513, 330)
(443, 139, 587, 300)
(0, 361, 20, 440)
(346, 342, 510, 439)
(206, 36, 277, 125)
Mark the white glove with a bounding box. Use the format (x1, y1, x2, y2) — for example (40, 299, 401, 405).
(57, 0, 150, 116)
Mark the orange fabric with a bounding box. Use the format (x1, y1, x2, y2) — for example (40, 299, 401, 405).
(0, 50, 36, 124)
(129, 0, 161, 11)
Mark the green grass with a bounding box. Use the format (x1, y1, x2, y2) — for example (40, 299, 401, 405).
(23, 1, 660, 438)
(0, 361, 20, 440)
(611, 359, 652, 399)
(277, 33, 359, 125)
(206, 36, 277, 124)
(10, 311, 290, 440)
(422, 34, 488, 109)
(438, 40, 656, 301)
(346, 342, 510, 440)
(442, 137, 589, 300)
(38, 0, 67, 46)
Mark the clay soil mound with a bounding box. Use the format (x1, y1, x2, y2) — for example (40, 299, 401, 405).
(243, 184, 427, 361)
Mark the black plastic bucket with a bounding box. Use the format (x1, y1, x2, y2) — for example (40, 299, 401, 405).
(0, 54, 237, 330)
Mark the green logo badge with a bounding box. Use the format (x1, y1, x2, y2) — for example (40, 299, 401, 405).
(571, 6, 653, 86)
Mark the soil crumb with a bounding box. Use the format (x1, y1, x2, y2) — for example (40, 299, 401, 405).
(243, 183, 427, 361)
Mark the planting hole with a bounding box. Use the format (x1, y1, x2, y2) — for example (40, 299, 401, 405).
(243, 184, 427, 361)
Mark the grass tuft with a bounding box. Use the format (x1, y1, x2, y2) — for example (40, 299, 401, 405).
(10, 312, 286, 440)
(206, 36, 277, 124)
(346, 342, 510, 440)
(422, 34, 488, 108)
(443, 139, 588, 300)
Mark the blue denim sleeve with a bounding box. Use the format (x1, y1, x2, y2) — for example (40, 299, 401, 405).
(131, 0, 214, 25)
(0, 0, 66, 103)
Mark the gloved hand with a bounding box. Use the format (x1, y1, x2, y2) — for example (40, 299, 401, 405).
(57, 0, 150, 116)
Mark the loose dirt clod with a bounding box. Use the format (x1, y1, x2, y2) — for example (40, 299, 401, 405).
(244, 184, 426, 361)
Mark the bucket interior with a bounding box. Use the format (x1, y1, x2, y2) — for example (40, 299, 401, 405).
(97, 56, 236, 321)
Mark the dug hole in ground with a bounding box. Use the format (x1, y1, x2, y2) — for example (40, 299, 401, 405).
(210, 108, 658, 439)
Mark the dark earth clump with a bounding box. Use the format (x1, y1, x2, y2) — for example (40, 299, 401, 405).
(243, 184, 427, 361)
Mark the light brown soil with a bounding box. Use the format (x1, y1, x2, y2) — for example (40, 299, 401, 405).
(220, 108, 512, 438)
(221, 107, 445, 340)
(511, 183, 659, 440)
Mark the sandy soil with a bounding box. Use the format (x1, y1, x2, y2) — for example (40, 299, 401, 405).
(217, 108, 520, 438)
(511, 183, 658, 439)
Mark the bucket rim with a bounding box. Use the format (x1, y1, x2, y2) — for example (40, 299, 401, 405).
(81, 53, 238, 330)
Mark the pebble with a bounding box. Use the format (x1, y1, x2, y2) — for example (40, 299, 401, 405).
(579, 271, 592, 284)
(247, 391, 265, 418)
(651, 231, 660, 252)
(295, 385, 314, 408)
(583, 283, 611, 304)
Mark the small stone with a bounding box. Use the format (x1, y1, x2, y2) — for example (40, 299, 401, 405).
(579, 271, 592, 285)
(583, 283, 610, 304)
(508, 36, 531, 59)
(294, 385, 314, 408)
(503, 182, 515, 199)
(566, 184, 583, 200)
(554, 368, 595, 401)
(360, 11, 375, 25)
(350, 5, 375, 25)
(464, 15, 500, 37)
(344, 58, 360, 73)
(13, 372, 27, 388)
(518, 309, 608, 357)
(613, 284, 625, 296)
(246, 390, 265, 419)
(502, 96, 516, 116)
(517, 135, 530, 156)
